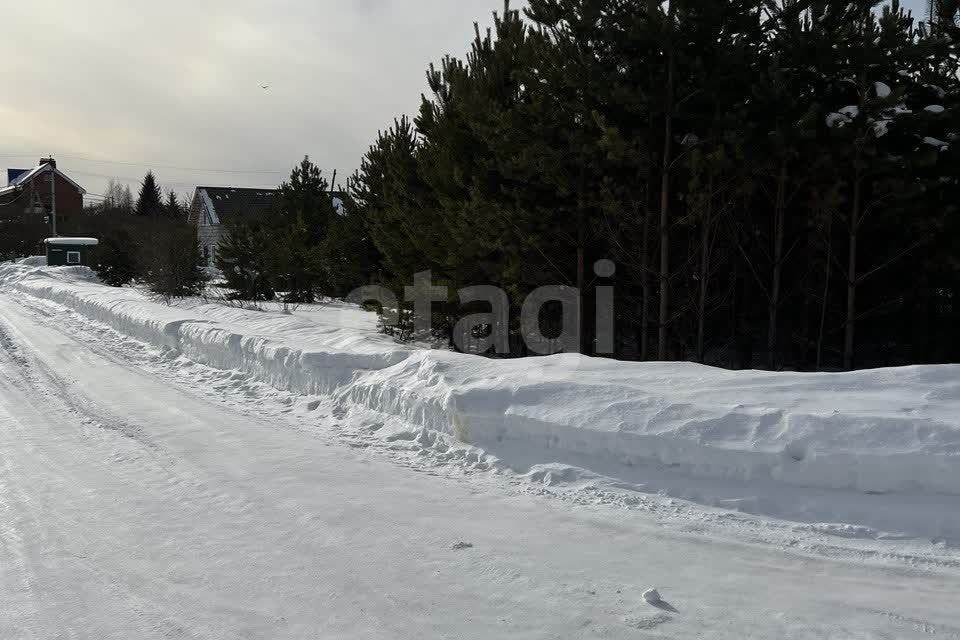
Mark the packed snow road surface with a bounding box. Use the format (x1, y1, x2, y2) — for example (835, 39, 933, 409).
(1, 268, 960, 637)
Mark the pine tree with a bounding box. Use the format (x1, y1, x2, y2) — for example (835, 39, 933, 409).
(164, 190, 183, 218)
(135, 171, 163, 218)
(816, 0, 923, 369)
(276, 156, 335, 244)
(317, 195, 380, 298)
(215, 220, 276, 301)
(140, 220, 209, 301)
(351, 117, 436, 336)
(265, 156, 339, 302)
(92, 226, 139, 286)
(268, 217, 319, 303)
(415, 3, 570, 349)
(360, 117, 438, 288)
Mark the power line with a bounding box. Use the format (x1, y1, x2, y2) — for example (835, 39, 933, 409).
(0, 152, 288, 175)
(68, 169, 275, 189)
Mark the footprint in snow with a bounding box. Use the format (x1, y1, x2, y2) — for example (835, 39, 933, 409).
(626, 613, 673, 630)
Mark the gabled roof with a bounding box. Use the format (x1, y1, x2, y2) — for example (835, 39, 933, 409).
(194, 186, 349, 225)
(0, 163, 86, 197)
(196, 186, 278, 225)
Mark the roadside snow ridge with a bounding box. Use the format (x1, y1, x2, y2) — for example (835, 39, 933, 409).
(3, 260, 959, 497)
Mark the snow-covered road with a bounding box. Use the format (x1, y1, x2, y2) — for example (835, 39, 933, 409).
(1, 293, 960, 639)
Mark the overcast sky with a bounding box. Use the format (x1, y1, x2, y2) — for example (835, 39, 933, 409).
(0, 0, 929, 202)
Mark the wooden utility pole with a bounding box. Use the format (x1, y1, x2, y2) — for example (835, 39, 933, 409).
(49, 166, 57, 237)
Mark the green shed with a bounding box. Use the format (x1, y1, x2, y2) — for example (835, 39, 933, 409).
(44, 237, 99, 266)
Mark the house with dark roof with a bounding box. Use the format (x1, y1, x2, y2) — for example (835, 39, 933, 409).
(187, 187, 279, 267)
(0, 158, 86, 231)
(187, 186, 348, 267)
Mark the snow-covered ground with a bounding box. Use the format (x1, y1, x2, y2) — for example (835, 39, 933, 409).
(2, 260, 960, 638)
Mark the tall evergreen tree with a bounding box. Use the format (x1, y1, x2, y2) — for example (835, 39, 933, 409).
(277, 156, 335, 244)
(92, 226, 139, 287)
(270, 156, 338, 302)
(164, 190, 183, 218)
(354, 116, 439, 325)
(135, 171, 163, 218)
(215, 220, 276, 301)
(140, 219, 208, 301)
(317, 195, 380, 297)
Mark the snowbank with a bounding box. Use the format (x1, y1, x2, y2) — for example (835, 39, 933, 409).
(3, 261, 959, 497)
(0, 263, 409, 396)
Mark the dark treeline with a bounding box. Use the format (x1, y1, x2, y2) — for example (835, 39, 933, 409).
(88, 158, 374, 305)
(341, 0, 960, 370)
(9, 0, 959, 371)
(78, 172, 208, 300)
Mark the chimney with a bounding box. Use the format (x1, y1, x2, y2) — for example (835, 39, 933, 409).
(39, 157, 56, 169)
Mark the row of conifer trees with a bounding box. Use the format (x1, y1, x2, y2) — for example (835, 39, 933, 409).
(338, 0, 960, 370)
(89, 0, 960, 371)
(88, 160, 371, 304)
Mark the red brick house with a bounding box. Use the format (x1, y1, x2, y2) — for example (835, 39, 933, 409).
(0, 158, 86, 230)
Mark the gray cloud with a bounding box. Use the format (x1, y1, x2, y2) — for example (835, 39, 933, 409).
(1, 1, 513, 198)
(0, 0, 930, 200)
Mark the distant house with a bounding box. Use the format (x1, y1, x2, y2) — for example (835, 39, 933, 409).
(187, 186, 348, 267)
(187, 187, 277, 267)
(0, 158, 86, 230)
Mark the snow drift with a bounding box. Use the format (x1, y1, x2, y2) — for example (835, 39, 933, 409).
(3, 260, 959, 497)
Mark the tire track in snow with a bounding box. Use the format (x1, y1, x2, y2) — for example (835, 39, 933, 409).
(864, 608, 960, 637)
(0, 310, 249, 638)
(0, 320, 73, 632)
(2, 296, 444, 637)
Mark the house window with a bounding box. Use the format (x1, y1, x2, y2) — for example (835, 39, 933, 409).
(66, 251, 81, 265)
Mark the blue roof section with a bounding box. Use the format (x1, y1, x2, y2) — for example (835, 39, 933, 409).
(7, 168, 28, 186)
